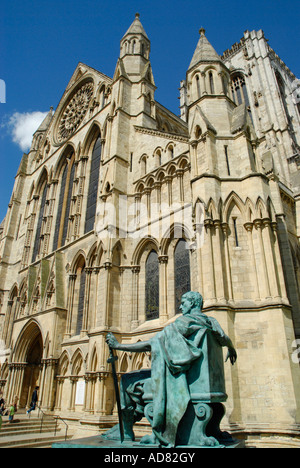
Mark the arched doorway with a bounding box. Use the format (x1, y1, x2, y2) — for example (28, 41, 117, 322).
(13, 321, 43, 408)
(20, 334, 43, 407)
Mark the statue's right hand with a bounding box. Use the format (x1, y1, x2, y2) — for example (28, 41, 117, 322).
(106, 333, 119, 350)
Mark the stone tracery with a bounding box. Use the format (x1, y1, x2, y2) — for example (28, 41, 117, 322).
(57, 81, 94, 143)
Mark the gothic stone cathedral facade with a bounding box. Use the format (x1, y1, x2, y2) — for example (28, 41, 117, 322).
(0, 15, 300, 447)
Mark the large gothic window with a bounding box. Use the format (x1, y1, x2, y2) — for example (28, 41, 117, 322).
(53, 152, 75, 250)
(231, 74, 251, 107)
(32, 182, 48, 262)
(231, 73, 252, 122)
(275, 71, 292, 125)
(174, 239, 191, 314)
(145, 250, 159, 320)
(85, 135, 102, 233)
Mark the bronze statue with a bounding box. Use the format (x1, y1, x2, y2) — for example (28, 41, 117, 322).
(105, 291, 237, 447)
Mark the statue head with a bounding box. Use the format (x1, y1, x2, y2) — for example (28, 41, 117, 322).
(179, 291, 203, 315)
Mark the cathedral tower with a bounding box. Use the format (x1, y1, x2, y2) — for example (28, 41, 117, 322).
(0, 16, 299, 447)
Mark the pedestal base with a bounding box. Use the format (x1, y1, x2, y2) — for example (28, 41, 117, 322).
(52, 435, 245, 449)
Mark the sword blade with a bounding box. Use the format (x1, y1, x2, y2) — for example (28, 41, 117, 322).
(108, 346, 124, 443)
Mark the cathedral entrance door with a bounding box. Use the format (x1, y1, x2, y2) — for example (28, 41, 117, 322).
(19, 329, 43, 408)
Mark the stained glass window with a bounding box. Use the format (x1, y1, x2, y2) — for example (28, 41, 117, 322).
(32, 182, 47, 262)
(174, 239, 191, 314)
(85, 135, 102, 233)
(145, 250, 159, 320)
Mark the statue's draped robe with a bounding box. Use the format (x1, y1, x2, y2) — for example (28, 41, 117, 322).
(122, 311, 229, 447)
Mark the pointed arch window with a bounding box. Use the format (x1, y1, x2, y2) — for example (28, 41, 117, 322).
(145, 250, 159, 320)
(32, 182, 48, 262)
(231, 73, 252, 122)
(174, 239, 191, 314)
(53, 151, 75, 250)
(141, 155, 147, 176)
(196, 75, 201, 99)
(85, 135, 102, 233)
(275, 71, 293, 126)
(209, 72, 215, 94)
(75, 264, 86, 336)
(231, 74, 250, 107)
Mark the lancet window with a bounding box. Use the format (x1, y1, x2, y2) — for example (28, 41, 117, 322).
(53, 151, 75, 250)
(145, 250, 159, 320)
(85, 135, 102, 233)
(75, 264, 86, 336)
(32, 182, 48, 262)
(174, 239, 191, 314)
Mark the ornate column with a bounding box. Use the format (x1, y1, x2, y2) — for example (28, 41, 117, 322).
(134, 193, 142, 232)
(41, 358, 58, 410)
(64, 274, 77, 338)
(190, 141, 198, 178)
(271, 221, 288, 300)
(54, 376, 64, 411)
(244, 222, 260, 301)
(221, 223, 233, 301)
(3, 299, 13, 346)
(131, 266, 140, 330)
(166, 176, 172, 206)
(68, 377, 78, 411)
(194, 221, 204, 294)
(262, 218, 281, 299)
(4, 364, 15, 403)
(84, 372, 102, 414)
(213, 220, 225, 301)
(203, 219, 216, 302)
(6, 363, 26, 407)
(154, 181, 162, 212)
(253, 219, 271, 299)
(103, 261, 112, 328)
(144, 187, 151, 221)
(98, 372, 109, 415)
(104, 115, 113, 160)
(91, 266, 100, 329)
(81, 267, 93, 335)
(176, 169, 184, 204)
(43, 179, 58, 256)
(158, 255, 168, 323)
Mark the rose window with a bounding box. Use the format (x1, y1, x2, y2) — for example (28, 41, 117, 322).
(57, 81, 94, 142)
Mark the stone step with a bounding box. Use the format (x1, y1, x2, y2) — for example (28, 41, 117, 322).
(0, 432, 72, 448)
(1, 418, 56, 429)
(0, 413, 72, 448)
(0, 424, 59, 438)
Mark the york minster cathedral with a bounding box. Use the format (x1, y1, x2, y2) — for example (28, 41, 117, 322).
(0, 14, 300, 446)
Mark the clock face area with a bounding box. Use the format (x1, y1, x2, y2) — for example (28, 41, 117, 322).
(56, 80, 94, 143)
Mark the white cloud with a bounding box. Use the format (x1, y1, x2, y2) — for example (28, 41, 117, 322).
(8, 111, 48, 152)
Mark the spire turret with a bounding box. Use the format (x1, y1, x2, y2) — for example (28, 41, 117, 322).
(120, 13, 150, 60)
(188, 28, 221, 70)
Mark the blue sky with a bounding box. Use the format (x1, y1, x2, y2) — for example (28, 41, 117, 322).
(0, 0, 299, 222)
